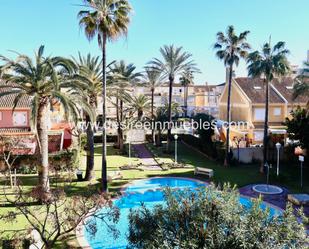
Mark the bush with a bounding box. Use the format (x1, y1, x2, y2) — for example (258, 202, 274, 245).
(93, 134, 118, 143)
(181, 134, 218, 159)
(128, 185, 308, 249)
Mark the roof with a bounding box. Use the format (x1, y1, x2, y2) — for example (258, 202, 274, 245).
(234, 77, 285, 104)
(271, 77, 308, 104)
(0, 128, 32, 134)
(0, 81, 31, 108)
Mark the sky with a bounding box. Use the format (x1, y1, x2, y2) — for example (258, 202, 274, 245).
(0, 0, 309, 85)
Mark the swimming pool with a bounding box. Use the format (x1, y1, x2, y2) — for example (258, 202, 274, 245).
(82, 177, 281, 249)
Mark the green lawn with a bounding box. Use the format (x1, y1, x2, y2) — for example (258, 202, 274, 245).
(146, 142, 308, 193)
(0, 141, 307, 247)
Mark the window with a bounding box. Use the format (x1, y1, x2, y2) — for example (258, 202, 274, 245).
(13, 112, 27, 126)
(254, 131, 264, 141)
(254, 108, 265, 121)
(273, 107, 281, 116)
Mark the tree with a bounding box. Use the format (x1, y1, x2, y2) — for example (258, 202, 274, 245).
(214, 25, 250, 166)
(284, 107, 309, 151)
(1, 179, 119, 249)
(78, 0, 132, 191)
(128, 185, 308, 249)
(128, 95, 152, 120)
(293, 61, 309, 111)
(0, 46, 85, 196)
(142, 68, 162, 142)
(155, 102, 182, 147)
(70, 53, 103, 181)
(247, 41, 290, 172)
(193, 113, 216, 157)
(109, 60, 142, 150)
(0, 136, 33, 188)
(179, 66, 200, 117)
(149, 45, 195, 153)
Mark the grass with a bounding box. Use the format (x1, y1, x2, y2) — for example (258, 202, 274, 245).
(0, 141, 307, 247)
(147, 142, 308, 193)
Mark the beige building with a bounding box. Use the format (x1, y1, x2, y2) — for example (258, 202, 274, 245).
(219, 77, 308, 144)
(102, 83, 224, 119)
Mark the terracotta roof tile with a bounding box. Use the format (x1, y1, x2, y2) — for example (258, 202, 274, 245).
(271, 77, 308, 104)
(235, 77, 285, 103)
(0, 81, 31, 108)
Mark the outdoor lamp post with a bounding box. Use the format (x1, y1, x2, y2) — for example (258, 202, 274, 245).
(299, 155, 304, 188)
(174, 134, 178, 164)
(294, 146, 304, 188)
(275, 142, 281, 176)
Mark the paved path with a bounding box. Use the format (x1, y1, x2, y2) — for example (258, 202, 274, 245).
(132, 144, 162, 170)
(239, 184, 309, 225)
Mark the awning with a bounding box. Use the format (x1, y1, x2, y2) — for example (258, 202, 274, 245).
(269, 129, 287, 135)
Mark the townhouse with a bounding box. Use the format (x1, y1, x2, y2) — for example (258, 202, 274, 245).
(219, 77, 308, 144)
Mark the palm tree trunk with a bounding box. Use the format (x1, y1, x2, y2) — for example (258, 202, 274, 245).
(84, 113, 94, 181)
(119, 99, 124, 151)
(37, 100, 50, 193)
(101, 34, 108, 192)
(167, 75, 174, 153)
(116, 94, 121, 148)
(184, 85, 188, 117)
(224, 66, 233, 166)
(262, 79, 270, 173)
(156, 128, 162, 147)
(138, 109, 143, 120)
(151, 88, 155, 143)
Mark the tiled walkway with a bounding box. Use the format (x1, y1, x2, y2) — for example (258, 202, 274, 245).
(239, 184, 309, 217)
(132, 143, 162, 170)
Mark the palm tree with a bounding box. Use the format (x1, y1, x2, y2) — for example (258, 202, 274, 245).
(155, 102, 182, 146)
(294, 62, 309, 110)
(149, 45, 195, 153)
(109, 60, 142, 150)
(0, 46, 88, 195)
(142, 68, 162, 141)
(78, 0, 132, 191)
(214, 25, 250, 166)
(247, 41, 290, 172)
(179, 66, 200, 117)
(128, 95, 152, 120)
(70, 53, 102, 181)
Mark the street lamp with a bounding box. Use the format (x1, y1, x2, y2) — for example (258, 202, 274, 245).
(294, 146, 304, 188)
(174, 134, 178, 164)
(275, 142, 281, 176)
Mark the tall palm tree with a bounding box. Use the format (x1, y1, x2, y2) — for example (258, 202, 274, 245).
(70, 53, 102, 181)
(109, 60, 142, 150)
(179, 66, 200, 117)
(247, 41, 290, 172)
(142, 68, 162, 141)
(0, 46, 88, 195)
(293, 62, 309, 110)
(128, 95, 152, 120)
(149, 45, 195, 153)
(214, 25, 250, 166)
(78, 0, 132, 191)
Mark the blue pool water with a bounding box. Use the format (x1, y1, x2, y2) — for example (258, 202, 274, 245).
(84, 177, 281, 249)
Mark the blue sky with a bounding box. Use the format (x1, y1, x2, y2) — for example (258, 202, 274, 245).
(1, 0, 308, 85)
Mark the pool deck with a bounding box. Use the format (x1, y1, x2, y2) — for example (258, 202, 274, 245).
(239, 184, 309, 217)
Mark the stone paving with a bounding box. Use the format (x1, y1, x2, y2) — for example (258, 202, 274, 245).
(239, 184, 309, 217)
(132, 143, 162, 170)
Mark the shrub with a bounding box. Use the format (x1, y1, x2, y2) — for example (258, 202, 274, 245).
(128, 185, 308, 249)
